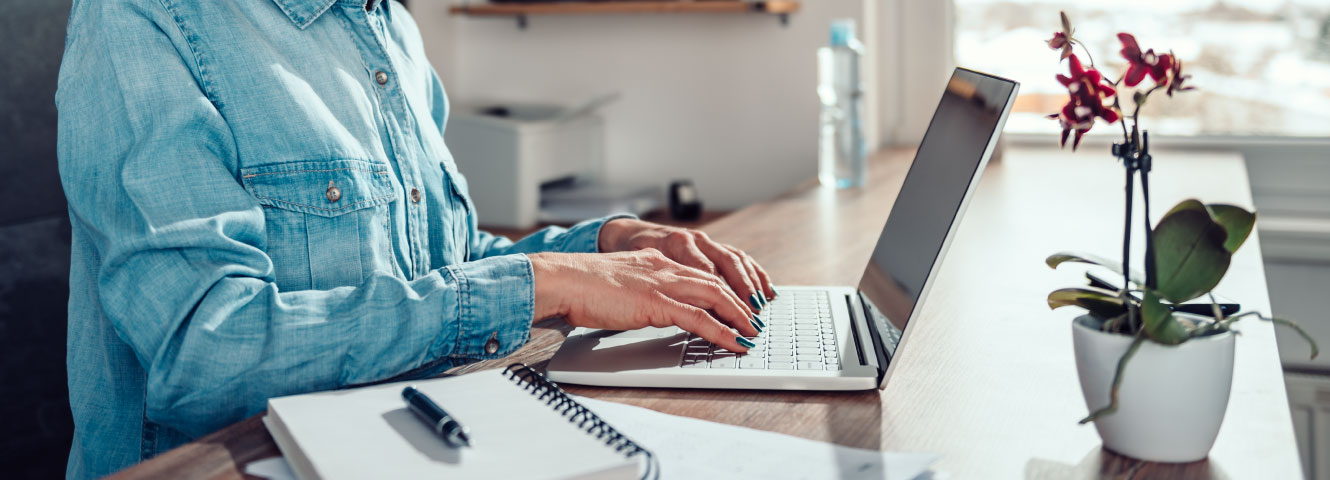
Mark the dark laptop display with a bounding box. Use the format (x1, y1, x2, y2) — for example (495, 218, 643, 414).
(857, 68, 1018, 364)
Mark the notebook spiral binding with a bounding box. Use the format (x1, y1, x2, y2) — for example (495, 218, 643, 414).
(502, 364, 659, 480)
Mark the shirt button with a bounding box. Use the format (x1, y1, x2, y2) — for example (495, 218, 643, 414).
(374, 71, 389, 85)
(326, 181, 341, 202)
(484, 333, 500, 355)
(410, 188, 421, 204)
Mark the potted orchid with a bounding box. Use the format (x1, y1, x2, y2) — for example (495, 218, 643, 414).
(1040, 12, 1318, 462)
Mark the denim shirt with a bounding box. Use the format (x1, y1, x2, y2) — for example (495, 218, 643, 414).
(56, 1, 625, 477)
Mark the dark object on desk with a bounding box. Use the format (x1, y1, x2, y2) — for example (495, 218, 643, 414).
(669, 180, 703, 221)
(479, 105, 511, 117)
(402, 386, 472, 448)
(1085, 272, 1240, 317)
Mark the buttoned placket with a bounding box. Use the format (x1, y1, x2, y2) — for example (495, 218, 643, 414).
(347, 2, 433, 278)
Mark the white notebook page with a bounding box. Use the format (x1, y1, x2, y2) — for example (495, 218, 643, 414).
(266, 370, 638, 480)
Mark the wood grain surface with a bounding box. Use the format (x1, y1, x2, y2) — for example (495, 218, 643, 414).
(114, 147, 1300, 479)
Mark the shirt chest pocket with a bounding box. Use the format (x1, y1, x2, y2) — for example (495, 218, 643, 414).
(240, 159, 398, 291)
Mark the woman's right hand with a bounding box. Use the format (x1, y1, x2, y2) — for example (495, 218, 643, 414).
(528, 249, 762, 352)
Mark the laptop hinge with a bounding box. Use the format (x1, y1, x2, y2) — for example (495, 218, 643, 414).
(856, 292, 893, 388)
(844, 294, 870, 368)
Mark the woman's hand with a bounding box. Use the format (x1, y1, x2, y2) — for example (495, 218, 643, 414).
(598, 218, 776, 310)
(529, 250, 762, 352)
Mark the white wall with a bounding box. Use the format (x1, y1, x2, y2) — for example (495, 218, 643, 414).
(412, 1, 871, 209)
(873, 0, 955, 144)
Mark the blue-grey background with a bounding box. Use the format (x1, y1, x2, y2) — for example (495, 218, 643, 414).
(0, 0, 75, 477)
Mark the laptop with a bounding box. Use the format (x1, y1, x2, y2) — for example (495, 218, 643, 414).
(547, 68, 1018, 391)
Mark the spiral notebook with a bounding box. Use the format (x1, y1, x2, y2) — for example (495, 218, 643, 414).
(263, 365, 652, 480)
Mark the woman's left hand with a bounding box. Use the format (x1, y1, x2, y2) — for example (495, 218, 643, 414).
(599, 218, 777, 309)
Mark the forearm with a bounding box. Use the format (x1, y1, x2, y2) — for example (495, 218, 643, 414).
(130, 256, 533, 437)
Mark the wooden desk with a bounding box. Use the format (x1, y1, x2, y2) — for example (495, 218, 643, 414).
(116, 147, 1301, 479)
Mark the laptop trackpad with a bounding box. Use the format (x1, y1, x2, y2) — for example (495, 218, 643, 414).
(591, 326, 682, 339)
(553, 327, 688, 372)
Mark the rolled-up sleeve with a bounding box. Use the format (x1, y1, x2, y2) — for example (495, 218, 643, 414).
(444, 254, 533, 359)
(469, 214, 638, 260)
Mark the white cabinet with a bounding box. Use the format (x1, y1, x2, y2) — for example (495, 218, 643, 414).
(1287, 372, 1330, 479)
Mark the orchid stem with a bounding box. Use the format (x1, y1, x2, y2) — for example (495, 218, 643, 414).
(1139, 130, 1155, 290)
(1122, 155, 1135, 330)
(1075, 40, 1098, 69)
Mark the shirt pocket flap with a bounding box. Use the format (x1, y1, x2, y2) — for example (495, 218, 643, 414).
(240, 159, 396, 217)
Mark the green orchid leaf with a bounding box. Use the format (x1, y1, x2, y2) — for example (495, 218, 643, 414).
(1206, 204, 1256, 253)
(1047, 287, 1129, 318)
(1046, 251, 1145, 287)
(1163, 198, 1209, 218)
(1151, 201, 1232, 303)
(1141, 290, 1189, 345)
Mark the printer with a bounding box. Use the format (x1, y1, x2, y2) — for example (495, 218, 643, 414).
(444, 99, 659, 228)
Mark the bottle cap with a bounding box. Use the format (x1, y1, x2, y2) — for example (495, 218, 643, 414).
(830, 19, 856, 47)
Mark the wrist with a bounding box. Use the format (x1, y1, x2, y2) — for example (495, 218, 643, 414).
(597, 218, 647, 253)
(528, 253, 575, 321)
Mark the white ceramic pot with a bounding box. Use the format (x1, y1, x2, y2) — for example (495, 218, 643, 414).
(1071, 315, 1235, 462)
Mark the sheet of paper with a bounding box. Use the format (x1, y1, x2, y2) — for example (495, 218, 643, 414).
(245, 456, 296, 480)
(574, 395, 939, 480)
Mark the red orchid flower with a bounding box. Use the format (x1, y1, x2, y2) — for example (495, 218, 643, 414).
(1119, 33, 1173, 88)
(1048, 33, 1073, 60)
(1048, 12, 1075, 60)
(1167, 53, 1195, 97)
(1049, 54, 1120, 150)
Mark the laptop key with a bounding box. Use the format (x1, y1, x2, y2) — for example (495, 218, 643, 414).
(739, 358, 766, 369)
(767, 362, 795, 371)
(710, 356, 738, 369)
(797, 362, 824, 370)
(681, 355, 708, 368)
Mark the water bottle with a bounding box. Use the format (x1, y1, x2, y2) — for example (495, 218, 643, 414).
(817, 19, 867, 189)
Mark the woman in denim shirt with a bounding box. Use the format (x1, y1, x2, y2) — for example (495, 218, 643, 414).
(55, 0, 775, 477)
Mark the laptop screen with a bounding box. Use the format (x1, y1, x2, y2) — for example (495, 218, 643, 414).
(855, 68, 1017, 356)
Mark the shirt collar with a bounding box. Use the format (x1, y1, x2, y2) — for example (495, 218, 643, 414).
(270, 0, 340, 30)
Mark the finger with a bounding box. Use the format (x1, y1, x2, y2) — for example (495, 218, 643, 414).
(668, 301, 753, 353)
(721, 244, 766, 306)
(668, 277, 761, 337)
(676, 239, 717, 277)
(727, 245, 777, 301)
(647, 249, 753, 318)
(695, 236, 763, 311)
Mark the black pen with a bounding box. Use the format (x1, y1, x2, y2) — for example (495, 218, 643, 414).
(402, 386, 472, 448)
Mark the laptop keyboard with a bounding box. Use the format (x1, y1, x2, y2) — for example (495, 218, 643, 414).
(680, 290, 840, 371)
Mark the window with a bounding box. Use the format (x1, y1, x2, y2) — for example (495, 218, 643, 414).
(955, 0, 1330, 138)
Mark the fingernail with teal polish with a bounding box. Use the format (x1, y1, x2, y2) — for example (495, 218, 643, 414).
(736, 337, 756, 349)
(758, 294, 768, 306)
(752, 314, 766, 328)
(749, 318, 764, 333)
(748, 294, 762, 310)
